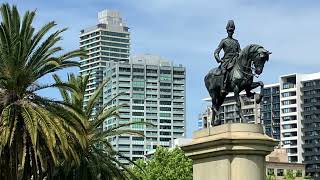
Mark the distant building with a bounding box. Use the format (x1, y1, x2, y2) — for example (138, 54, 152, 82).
(271, 72, 320, 179)
(300, 73, 320, 178)
(171, 138, 192, 147)
(198, 92, 261, 129)
(260, 83, 281, 140)
(266, 148, 306, 179)
(80, 9, 130, 113)
(279, 73, 304, 163)
(103, 54, 186, 163)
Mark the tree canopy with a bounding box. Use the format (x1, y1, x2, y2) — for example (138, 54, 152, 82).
(131, 146, 193, 180)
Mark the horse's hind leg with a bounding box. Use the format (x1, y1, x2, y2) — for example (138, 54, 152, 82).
(234, 86, 246, 122)
(209, 93, 216, 127)
(210, 92, 222, 126)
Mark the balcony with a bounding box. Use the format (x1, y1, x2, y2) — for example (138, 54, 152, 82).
(282, 83, 296, 90)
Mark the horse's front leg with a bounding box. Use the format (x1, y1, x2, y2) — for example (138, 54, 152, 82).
(234, 86, 246, 123)
(245, 81, 264, 104)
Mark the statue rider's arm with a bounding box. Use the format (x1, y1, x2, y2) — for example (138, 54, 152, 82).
(237, 41, 241, 53)
(214, 40, 224, 63)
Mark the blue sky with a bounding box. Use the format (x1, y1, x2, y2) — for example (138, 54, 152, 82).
(6, 0, 320, 137)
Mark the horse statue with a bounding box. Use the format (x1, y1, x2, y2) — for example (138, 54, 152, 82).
(204, 44, 271, 126)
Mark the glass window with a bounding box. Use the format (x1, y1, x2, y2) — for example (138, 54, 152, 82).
(267, 168, 274, 175)
(277, 169, 284, 176)
(296, 170, 302, 177)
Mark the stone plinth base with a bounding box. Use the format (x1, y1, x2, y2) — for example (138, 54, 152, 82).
(181, 123, 278, 180)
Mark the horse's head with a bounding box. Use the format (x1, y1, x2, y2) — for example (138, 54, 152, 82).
(252, 46, 271, 75)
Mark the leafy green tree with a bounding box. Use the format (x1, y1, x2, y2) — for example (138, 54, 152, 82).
(284, 169, 295, 180)
(0, 3, 86, 179)
(304, 173, 313, 179)
(53, 74, 145, 180)
(131, 146, 193, 180)
(266, 174, 276, 180)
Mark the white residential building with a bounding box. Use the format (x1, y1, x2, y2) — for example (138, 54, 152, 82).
(199, 92, 261, 129)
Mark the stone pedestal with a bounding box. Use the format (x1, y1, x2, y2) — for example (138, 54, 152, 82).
(181, 123, 278, 180)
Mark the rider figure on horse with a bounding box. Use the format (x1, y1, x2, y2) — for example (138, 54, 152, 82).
(214, 20, 241, 93)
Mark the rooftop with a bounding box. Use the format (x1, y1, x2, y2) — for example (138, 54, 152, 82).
(80, 9, 129, 34)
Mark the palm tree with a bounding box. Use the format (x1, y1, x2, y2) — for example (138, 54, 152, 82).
(53, 74, 146, 180)
(0, 3, 87, 179)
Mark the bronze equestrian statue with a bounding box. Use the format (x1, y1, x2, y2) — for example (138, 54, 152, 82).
(204, 20, 271, 126)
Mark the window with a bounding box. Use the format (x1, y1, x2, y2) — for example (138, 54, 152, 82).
(133, 68, 144, 73)
(132, 112, 144, 116)
(132, 81, 145, 87)
(132, 106, 144, 110)
(133, 87, 144, 91)
(160, 137, 171, 141)
(282, 108, 296, 113)
(262, 112, 271, 119)
(304, 81, 313, 87)
(277, 169, 284, 176)
(160, 119, 171, 123)
(133, 145, 144, 149)
(160, 75, 171, 81)
(160, 89, 171, 92)
(296, 170, 302, 177)
(132, 137, 144, 141)
(119, 136, 130, 140)
(283, 124, 297, 129)
(160, 131, 171, 136)
(283, 132, 297, 137)
(282, 91, 296, 97)
(160, 107, 171, 111)
(131, 124, 144, 129)
(133, 99, 144, 104)
(160, 113, 171, 117)
(160, 83, 171, 87)
(272, 87, 280, 94)
(283, 115, 296, 121)
(133, 75, 144, 80)
(160, 70, 171, 74)
(132, 151, 144, 155)
(160, 101, 171, 105)
(263, 88, 271, 95)
(263, 105, 271, 111)
(283, 140, 297, 145)
(101, 31, 129, 37)
(160, 94, 171, 98)
(147, 69, 157, 74)
(267, 168, 274, 175)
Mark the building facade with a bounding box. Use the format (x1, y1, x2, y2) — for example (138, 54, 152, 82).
(279, 74, 304, 163)
(199, 92, 261, 129)
(80, 10, 130, 112)
(266, 148, 306, 180)
(260, 83, 281, 140)
(103, 54, 186, 162)
(300, 73, 320, 178)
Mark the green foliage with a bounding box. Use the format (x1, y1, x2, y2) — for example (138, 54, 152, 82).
(130, 146, 193, 180)
(266, 174, 276, 180)
(0, 3, 86, 179)
(53, 74, 145, 180)
(284, 169, 295, 180)
(304, 173, 313, 179)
